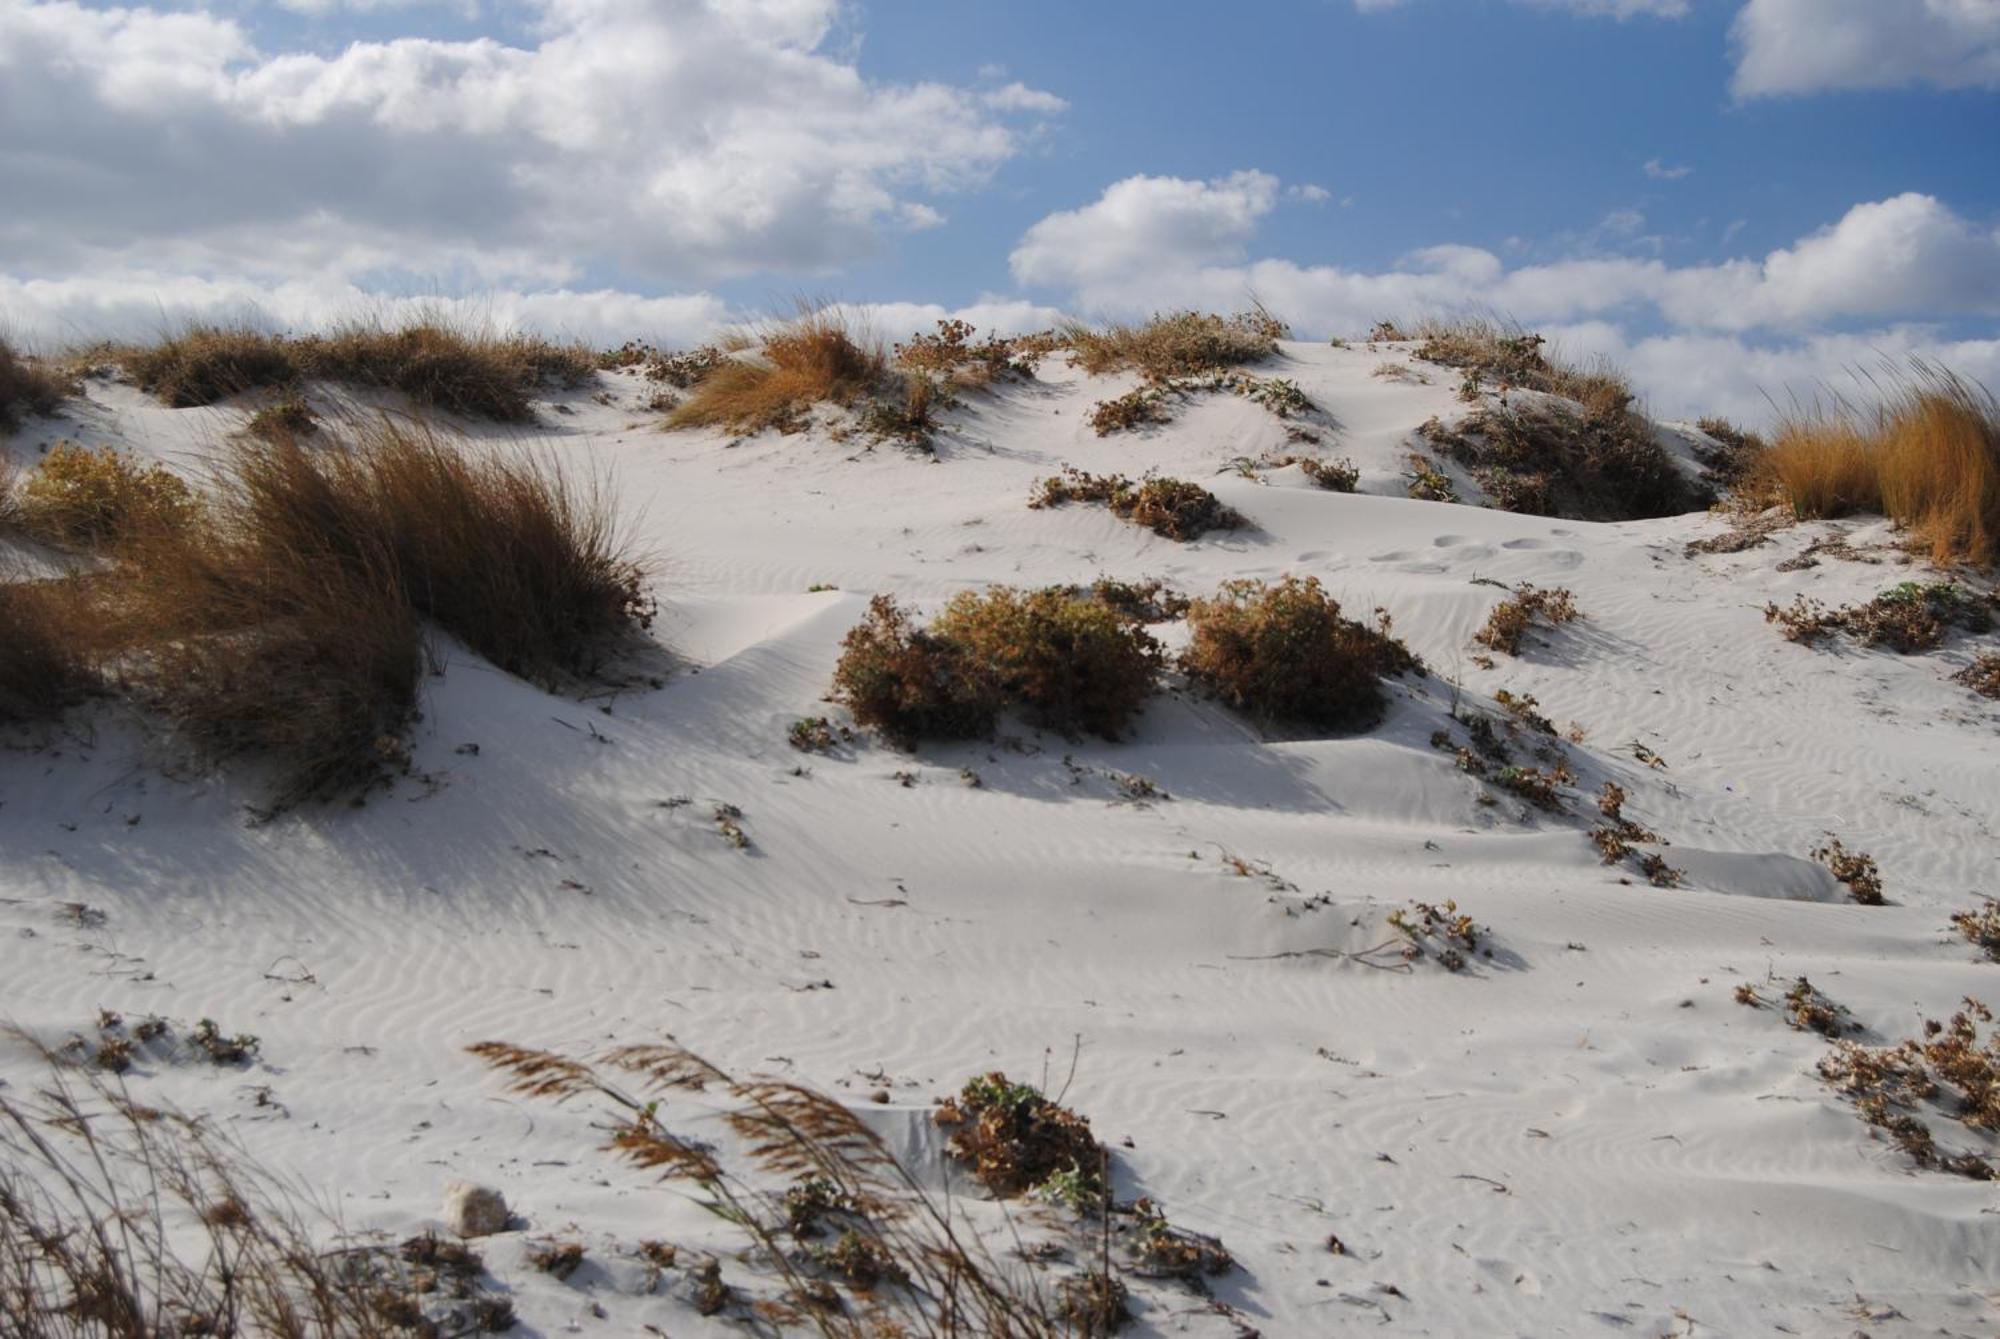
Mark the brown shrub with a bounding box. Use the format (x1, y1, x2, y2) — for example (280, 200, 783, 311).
(894, 318, 1031, 388)
(0, 579, 96, 724)
(1748, 363, 2000, 565)
(1290, 456, 1359, 491)
(1424, 400, 1698, 520)
(1954, 651, 2000, 698)
(1813, 837, 1885, 905)
(1764, 580, 1990, 653)
(13, 443, 200, 551)
(245, 398, 318, 443)
(669, 308, 886, 433)
(1030, 468, 1245, 541)
(1474, 583, 1579, 656)
(934, 1073, 1103, 1204)
(1181, 575, 1416, 731)
(933, 586, 1163, 740)
(1405, 452, 1458, 502)
(1411, 318, 1634, 410)
(829, 595, 1001, 748)
(1086, 385, 1173, 436)
(1693, 416, 1768, 488)
(1066, 309, 1281, 380)
(1817, 999, 1999, 1179)
(1952, 899, 2000, 962)
(0, 339, 72, 431)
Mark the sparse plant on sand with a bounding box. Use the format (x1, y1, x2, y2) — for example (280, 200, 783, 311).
(1955, 651, 2000, 699)
(935, 1073, 1104, 1206)
(1030, 468, 1246, 541)
(1065, 309, 1281, 380)
(1474, 583, 1580, 656)
(1405, 452, 1458, 503)
(1387, 899, 1486, 972)
(1736, 975, 1859, 1038)
(0, 339, 72, 432)
(1764, 581, 1992, 654)
(1086, 385, 1174, 436)
(1181, 576, 1418, 732)
(1815, 997, 1999, 1179)
(1813, 837, 1885, 905)
(1950, 898, 2000, 962)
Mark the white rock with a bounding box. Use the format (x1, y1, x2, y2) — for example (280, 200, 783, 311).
(441, 1180, 510, 1237)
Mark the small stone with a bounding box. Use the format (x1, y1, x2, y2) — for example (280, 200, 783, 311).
(869, 1088, 890, 1104)
(442, 1180, 509, 1238)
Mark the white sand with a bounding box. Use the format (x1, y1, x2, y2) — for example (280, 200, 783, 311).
(3, 341, 1997, 1336)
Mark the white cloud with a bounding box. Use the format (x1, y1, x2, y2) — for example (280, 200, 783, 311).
(1731, 0, 2000, 97)
(1357, 0, 1685, 16)
(1644, 158, 1692, 180)
(1009, 171, 1281, 292)
(0, 0, 1061, 291)
(1012, 178, 2000, 338)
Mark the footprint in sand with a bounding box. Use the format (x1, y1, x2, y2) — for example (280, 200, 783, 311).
(1501, 537, 1546, 550)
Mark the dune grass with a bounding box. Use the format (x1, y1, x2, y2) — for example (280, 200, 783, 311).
(1065, 308, 1284, 380)
(669, 308, 887, 434)
(117, 320, 595, 421)
(0, 340, 72, 432)
(1409, 317, 1632, 412)
(1750, 362, 2000, 565)
(0, 578, 95, 726)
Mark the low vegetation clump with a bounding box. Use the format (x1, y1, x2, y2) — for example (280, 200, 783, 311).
(833, 587, 1164, 745)
(1416, 399, 1698, 521)
(1030, 468, 1246, 541)
(894, 318, 1039, 389)
(1388, 899, 1486, 972)
(1410, 318, 1630, 410)
(0, 339, 71, 431)
(1066, 308, 1283, 380)
(1816, 998, 2000, 1179)
(1693, 416, 1768, 490)
(120, 320, 594, 420)
(934, 1073, 1104, 1206)
(1086, 385, 1173, 436)
(1955, 651, 2000, 698)
(1813, 837, 1885, 905)
(933, 587, 1164, 740)
(1294, 455, 1359, 491)
(1405, 452, 1458, 502)
(1068, 577, 1190, 625)
(0, 579, 94, 725)
(669, 308, 887, 434)
(1474, 583, 1580, 656)
(1736, 976, 1859, 1038)
(1951, 899, 2000, 962)
(245, 397, 318, 442)
(1181, 575, 1418, 731)
(1746, 362, 2000, 565)
(11, 442, 200, 550)
(1764, 580, 1993, 654)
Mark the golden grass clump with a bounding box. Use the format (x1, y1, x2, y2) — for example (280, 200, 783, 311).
(1181, 575, 1417, 731)
(12, 443, 200, 551)
(218, 425, 652, 684)
(1066, 308, 1283, 380)
(121, 324, 301, 407)
(1749, 363, 2000, 565)
(0, 339, 73, 432)
(669, 308, 887, 434)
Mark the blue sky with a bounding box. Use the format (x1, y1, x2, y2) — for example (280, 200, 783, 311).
(2, 0, 1997, 420)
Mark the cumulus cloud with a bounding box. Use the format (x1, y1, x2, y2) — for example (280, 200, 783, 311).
(1011, 177, 2000, 339)
(1731, 0, 2000, 97)
(0, 0, 1060, 290)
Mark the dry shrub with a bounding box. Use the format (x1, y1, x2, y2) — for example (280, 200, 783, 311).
(1086, 386, 1173, 436)
(0, 339, 73, 431)
(121, 325, 300, 407)
(1748, 363, 2000, 565)
(1066, 309, 1281, 380)
(669, 308, 886, 433)
(1295, 456, 1360, 491)
(1405, 452, 1457, 503)
(1387, 899, 1485, 971)
(1030, 468, 1245, 541)
(1420, 400, 1697, 520)
(932, 587, 1163, 740)
(933, 1074, 1104, 1205)
(1951, 899, 2000, 962)
(220, 425, 652, 683)
(1954, 651, 2000, 698)
(245, 397, 318, 442)
(830, 596, 1001, 749)
(1411, 318, 1631, 408)
(0, 1050, 446, 1338)
(13, 443, 200, 551)
(894, 318, 1033, 388)
(1813, 837, 1885, 905)
(1817, 998, 1999, 1180)
(1474, 583, 1579, 656)
(1181, 575, 1417, 731)
(1693, 416, 1768, 489)
(1764, 580, 1991, 653)
(0, 579, 96, 724)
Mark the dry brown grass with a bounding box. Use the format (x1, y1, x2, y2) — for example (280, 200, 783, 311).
(1065, 308, 1283, 380)
(1181, 575, 1417, 732)
(0, 578, 96, 725)
(1748, 363, 2000, 565)
(118, 320, 595, 421)
(0, 339, 73, 432)
(670, 308, 887, 433)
